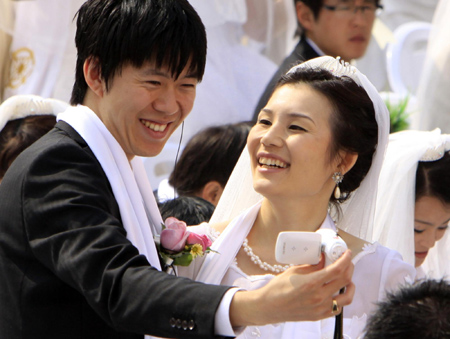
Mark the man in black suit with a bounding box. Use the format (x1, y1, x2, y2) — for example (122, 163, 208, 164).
(253, 0, 381, 120)
(0, 1, 355, 338)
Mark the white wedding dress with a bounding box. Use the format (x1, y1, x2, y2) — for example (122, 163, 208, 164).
(181, 201, 416, 339)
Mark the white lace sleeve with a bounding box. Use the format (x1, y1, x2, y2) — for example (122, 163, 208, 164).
(378, 246, 416, 300)
(348, 243, 416, 320)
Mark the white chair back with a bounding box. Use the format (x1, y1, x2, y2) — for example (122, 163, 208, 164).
(386, 21, 432, 96)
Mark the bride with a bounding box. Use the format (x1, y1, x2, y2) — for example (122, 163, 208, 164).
(374, 129, 450, 280)
(179, 56, 416, 338)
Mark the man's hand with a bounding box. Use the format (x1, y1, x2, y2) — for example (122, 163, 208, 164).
(229, 249, 355, 326)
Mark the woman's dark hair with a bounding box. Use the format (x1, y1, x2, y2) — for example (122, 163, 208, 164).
(416, 151, 450, 204)
(70, 0, 207, 105)
(0, 115, 56, 179)
(169, 121, 252, 197)
(275, 66, 378, 205)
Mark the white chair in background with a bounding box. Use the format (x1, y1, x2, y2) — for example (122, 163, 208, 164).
(386, 21, 432, 97)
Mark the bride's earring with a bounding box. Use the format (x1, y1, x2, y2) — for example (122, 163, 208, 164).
(332, 172, 344, 199)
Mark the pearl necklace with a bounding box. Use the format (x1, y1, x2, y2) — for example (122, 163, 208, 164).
(242, 238, 292, 273)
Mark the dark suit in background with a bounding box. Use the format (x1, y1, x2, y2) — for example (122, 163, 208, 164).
(252, 39, 320, 121)
(0, 121, 230, 339)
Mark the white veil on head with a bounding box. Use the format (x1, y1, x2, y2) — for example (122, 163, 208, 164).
(0, 94, 70, 132)
(374, 129, 450, 275)
(211, 56, 390, 244)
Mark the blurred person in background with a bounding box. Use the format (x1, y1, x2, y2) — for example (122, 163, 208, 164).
(0, 94, 68, 182)
(253, 0, 382, 119)
(374, 129, 450, 279)
(158, 121, 252, 206)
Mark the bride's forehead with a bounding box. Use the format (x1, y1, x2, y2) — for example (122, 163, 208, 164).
(267, 87, 333, 114)
(272, 83, 331, 102)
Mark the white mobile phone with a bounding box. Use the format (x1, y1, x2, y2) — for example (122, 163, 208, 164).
(317, 229, 348, 267)
(275, 232, 322, 265)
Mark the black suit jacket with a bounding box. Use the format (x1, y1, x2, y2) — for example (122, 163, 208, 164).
(252, 38, 320, 121)
(0, 121, 231, 339)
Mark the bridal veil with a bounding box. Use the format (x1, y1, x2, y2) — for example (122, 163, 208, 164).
(374, 129, 450, 277)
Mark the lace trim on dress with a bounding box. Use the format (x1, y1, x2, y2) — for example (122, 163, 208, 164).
(352, 241, 379, 265)
(192, 222, 222, 241)
(205, 223, 221, 241)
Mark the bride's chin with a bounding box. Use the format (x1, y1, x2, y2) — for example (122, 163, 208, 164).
(252, 180, 275, 196)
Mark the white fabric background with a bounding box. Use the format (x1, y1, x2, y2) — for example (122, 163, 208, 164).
(415, 0, 450, 133)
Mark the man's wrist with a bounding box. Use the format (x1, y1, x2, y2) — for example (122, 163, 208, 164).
(215, 287, 244, 336)
(229, 289, 266, 327)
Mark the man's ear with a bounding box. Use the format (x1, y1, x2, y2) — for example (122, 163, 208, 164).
(338, 152, 358, 175)
(296, 1, 315, 32)
(83, 57, 105, 98)
(199, 181, 224, 206)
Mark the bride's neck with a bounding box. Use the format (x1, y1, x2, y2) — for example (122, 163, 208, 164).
(256, 197, 329, 236)
(238, 196, 330, 276)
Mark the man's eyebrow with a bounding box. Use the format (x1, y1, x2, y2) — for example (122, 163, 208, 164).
(184, 72, 199, 79)
(140, 68, 167, 77)
(141, 68, 198, 79)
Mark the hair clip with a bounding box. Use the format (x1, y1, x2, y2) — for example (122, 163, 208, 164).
(420, 141, 450, 162)
(286, 56, 361, 85)
(0, 95, 69, 132)
(323, 56, 359, 80)
(13, 98, 53, 118)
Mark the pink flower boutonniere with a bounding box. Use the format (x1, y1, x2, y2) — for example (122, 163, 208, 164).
(155, 217, 215, 268)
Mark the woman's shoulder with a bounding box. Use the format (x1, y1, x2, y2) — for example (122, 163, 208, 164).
(338, 229, 414, 269)
(341, 232, 403, 264)
(337, 229, 370, 257)
(353, 241, 416, 283)
(363, 242, 407, 263)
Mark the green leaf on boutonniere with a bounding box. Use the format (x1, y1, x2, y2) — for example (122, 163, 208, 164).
(171, 252, 193, 266)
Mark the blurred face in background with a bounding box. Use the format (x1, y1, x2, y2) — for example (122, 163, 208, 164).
(297, 0, 378, 61)
(414, 195, 450, 267)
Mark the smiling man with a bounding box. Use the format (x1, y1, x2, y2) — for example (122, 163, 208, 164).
(253, 0, 381, 119)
